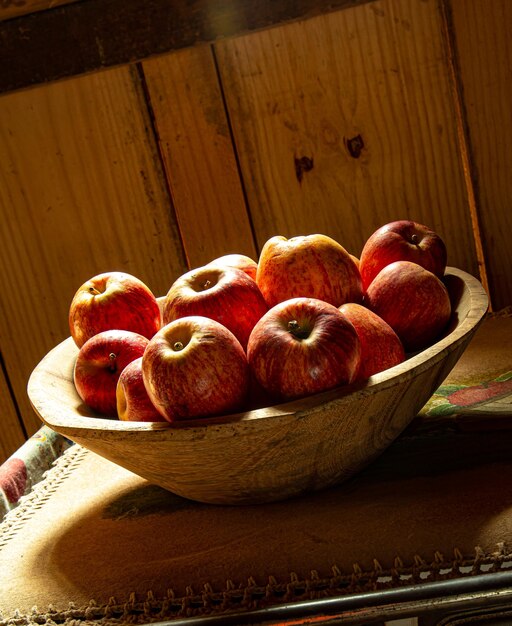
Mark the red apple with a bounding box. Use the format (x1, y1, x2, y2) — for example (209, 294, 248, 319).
(365, 261, 452, 352)
(142, 316, 250, 421)
(256, 234, 363, 308)
(73, 330, 149, 416)
(359, 220, 447, 289)
(116, 357, 166, 422)
(162, 265, 268, 350)
(206, 253, 258, 281)
(247, 297, 361, 401)
(339, 302, 405, 380)
(69, 271, 161, 348)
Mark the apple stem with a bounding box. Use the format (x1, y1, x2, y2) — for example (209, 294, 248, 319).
(88, 286, 101, 296)
(203, 280, 211, 290)
(173, 341, 184, 351)
(287, 320, 309, 340)
(109, 352, 117, 372)
(411, 234, 419, 244)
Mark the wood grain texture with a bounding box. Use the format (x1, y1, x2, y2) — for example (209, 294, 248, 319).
(0, 366, 25, 464)
(0, 66, 186, 436)
(215, 0, 480, 276)
(142, 46, 257, 268)
(0, 0, 375, 94)
(0, 0, 81, 22)
(449, 0, 512, 310)
(27, 268, 489, 504)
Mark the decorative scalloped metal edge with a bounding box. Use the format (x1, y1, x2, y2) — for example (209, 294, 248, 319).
(1, 543, 511, 625)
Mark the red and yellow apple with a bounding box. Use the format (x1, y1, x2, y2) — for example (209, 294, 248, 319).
(142, 316, 250, 421)
(69, 271, 161, 348)
(339, 302, 405, 380)
(73, 329, 149, 416)
(206, 253, 258, 281)
(162, 265, 268, 350)
(247, 297, 361, 401)
(116, 357, 165, 422)
(365, 261, 452, 352)
(256, 234, 363, 308)
(359, 220, 447, 289)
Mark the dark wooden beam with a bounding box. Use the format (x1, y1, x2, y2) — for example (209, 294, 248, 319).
(1, 0, 375, 94)
(0, 0, 82, 23)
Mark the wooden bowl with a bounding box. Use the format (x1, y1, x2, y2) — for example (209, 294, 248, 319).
(28, 267, 488, 505)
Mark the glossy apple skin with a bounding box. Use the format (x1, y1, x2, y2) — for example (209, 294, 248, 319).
(206, 254, 258, 281)
(69, 271, 161, 348)
(256, 234, 363, 308)
(365, 261, 452, 352)
(339, 302, 405, 380)
(73, 330, 149, 416)
(142, 316, 250, 422)
(116, 357, 166, 422)
(162, 266, 268, 350)
(247, 297, 361, 401)
(359, 220, 447, 289)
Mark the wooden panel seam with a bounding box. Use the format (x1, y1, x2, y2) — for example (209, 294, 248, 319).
(0, 349, 28, 462)
(210, 44, 260, 257)
(134, 62, 188, 268)
(141, 45, 258, 268)
(438, 0, 491, 308)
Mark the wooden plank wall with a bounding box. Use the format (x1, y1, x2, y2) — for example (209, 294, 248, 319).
(0, 0, 510, 462)
(214, 0, 479, 269)
(0, 67, 188, 443)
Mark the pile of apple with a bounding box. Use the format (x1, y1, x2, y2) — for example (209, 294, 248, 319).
(69, 220, 451, 423)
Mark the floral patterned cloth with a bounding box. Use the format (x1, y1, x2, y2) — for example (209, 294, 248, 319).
(0, 427, 72, 520)
(421, 306, 512, 425)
